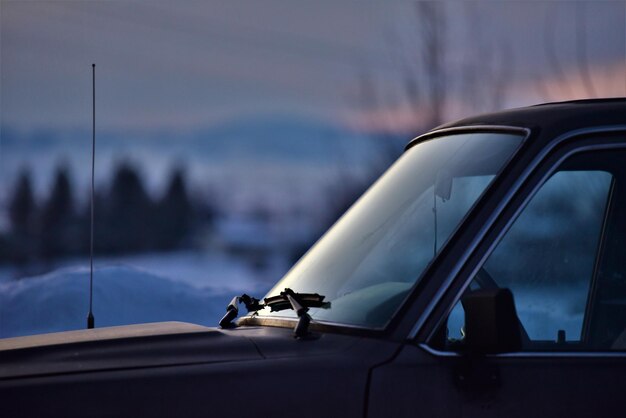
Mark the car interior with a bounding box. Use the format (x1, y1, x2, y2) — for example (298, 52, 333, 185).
(431, 148, 626, 353)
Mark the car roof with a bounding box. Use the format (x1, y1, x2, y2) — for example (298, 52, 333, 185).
(433, 98, 626, 138)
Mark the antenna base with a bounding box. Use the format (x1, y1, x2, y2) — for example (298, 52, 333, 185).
(87, 312, 95, 329)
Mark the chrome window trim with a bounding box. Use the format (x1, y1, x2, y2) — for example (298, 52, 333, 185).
(418, 343, 626, 359)
(408, 125, 626, 344)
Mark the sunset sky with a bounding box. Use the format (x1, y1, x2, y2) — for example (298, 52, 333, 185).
(2, 1, 625, 134)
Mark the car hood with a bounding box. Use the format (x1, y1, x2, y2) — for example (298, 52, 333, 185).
(0, 321, 363, 379)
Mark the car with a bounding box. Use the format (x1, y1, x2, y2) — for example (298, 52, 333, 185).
(1, 98, 625, 417)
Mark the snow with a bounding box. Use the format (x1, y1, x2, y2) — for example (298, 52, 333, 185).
(0, 260, 276, 339)
(91, 251, 281, 293)
(0, 253, 589, 342)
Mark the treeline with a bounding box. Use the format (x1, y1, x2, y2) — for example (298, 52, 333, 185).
(0, 163, 213, 265)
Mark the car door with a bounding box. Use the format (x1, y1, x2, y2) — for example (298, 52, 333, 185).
(367, 132, 626, 418)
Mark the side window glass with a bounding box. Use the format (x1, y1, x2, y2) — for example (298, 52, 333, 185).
(446, 169, 613, 349)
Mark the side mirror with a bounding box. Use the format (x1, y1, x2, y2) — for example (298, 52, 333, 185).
(461, 288, 522, 354)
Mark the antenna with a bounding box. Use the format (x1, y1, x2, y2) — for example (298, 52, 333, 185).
(87, 63, 96, 329)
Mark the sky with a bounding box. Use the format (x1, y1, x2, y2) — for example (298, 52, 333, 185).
(0, 0, 625, 223)
(1, 1, 625, 134)
(1, 1, 398, 131)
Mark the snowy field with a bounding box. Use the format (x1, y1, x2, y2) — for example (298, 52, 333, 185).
(0, 251, 284, 338)
(1, 255, 590, 342)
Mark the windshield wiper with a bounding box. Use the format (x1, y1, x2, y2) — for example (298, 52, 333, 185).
(219, 288, 329, 338)
(219, 294, 263, 329)
(267, 289, 329, 338)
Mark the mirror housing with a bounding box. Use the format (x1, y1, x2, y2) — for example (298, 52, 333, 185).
(461, 288, 522, 354)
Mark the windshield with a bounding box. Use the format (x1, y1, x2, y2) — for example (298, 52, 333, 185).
(254, 132, 523, 328)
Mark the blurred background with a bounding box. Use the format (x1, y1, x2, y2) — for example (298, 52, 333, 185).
(1, 1, 625, 337)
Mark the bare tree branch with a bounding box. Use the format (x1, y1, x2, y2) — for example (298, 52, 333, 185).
(544, 3, 573, 99)
(575, 2, 597, 97)
(416, 1, 446, 127)
(491, 41, 513, 110)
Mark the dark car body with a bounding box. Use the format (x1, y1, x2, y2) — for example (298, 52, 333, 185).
(2, 99, 626, 417)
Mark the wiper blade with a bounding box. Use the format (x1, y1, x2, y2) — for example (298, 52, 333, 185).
(271, 288, 328, 338)
(219, 288, 330, 338)
(264, 290, 329, 312)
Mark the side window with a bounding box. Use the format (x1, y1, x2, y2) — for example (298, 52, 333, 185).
(445, 149, 626, 351)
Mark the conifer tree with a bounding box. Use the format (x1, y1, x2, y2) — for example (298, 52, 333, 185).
(7, 168, 37, 263)
(156, 168, 193, 249)
(107, 162, 153, 253)
(40, 166, 75, 258)
(8, 169, 36, 234)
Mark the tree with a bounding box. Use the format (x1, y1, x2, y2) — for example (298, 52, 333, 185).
(6, 168, 37, 263)
(540, 2, 608, 101)
(40, 166, 76, 258)
(416, 1, 446, 128)
(357, 2, 512, 134)
(105, 162, 154, 253)
(155, 168, 194, 249)
(8, 168, 36, 234)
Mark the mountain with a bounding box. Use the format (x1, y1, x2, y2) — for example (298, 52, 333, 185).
(1, 115, 378, 203)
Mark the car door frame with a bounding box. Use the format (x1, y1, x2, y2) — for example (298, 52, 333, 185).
(406, 126, 626, 416)
(406, 125, 626, 342)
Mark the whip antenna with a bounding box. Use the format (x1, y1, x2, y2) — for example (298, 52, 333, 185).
(87, 63, 96, 329)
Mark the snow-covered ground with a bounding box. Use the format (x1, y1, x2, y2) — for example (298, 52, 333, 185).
(0, 251, 285, 338)
(1, 253, 590, 342)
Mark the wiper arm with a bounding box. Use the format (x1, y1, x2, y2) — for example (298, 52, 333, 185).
(218, 294, 263, 329)
(219, 288, 329, 338)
